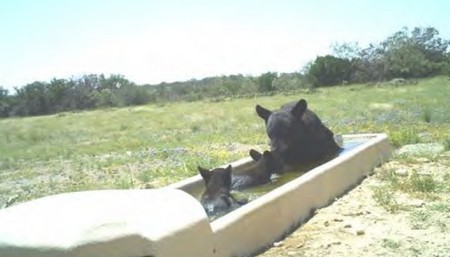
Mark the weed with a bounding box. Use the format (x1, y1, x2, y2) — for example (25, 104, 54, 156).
(2, 130, 11, 144)
(430, 203, 450, 212)
(136, 170, 153, 183)
(382, 238, 401, 249)
(407, 171, 438, 193)
(435, 218, 448, 232)
(381, 168, 441, 198)
(409, 209, 431, 229)
(119, 124, 128, 131)
(377, 168, 400, 187)
(407, 246, 422, 256)
(191, 124, 201, 133)
(422, 107, 432, 123)
(114, 174, 135, 189)
(372, 186, 400, 213)
(444, 135, 450, 151)
(409, 204, 450, 232)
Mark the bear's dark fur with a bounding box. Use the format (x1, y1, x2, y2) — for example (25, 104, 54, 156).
(198, 165, 246, 215)
(231, 149, 282, 190)
(198, 149, 281, 215)
(256, 99, 341, 168)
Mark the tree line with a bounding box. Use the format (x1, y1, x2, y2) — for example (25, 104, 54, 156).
(0, 26, 449, 118)
(309, 27, 450, 86)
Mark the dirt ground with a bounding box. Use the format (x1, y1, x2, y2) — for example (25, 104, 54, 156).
(256, 147, 450, 257)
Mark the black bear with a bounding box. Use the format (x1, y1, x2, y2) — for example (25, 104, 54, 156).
(255, 99, 341, 168)
(198, 165, 246, 216)
(198, 149, 281, 215)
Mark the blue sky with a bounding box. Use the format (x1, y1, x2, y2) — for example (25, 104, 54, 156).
(1, 0, 449, 91)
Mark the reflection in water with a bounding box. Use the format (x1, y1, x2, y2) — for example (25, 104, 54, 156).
(193, 139, 367, 221)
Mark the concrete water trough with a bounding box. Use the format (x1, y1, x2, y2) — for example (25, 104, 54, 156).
(169, 133, 392, 257)
(0, 133, 392, 257)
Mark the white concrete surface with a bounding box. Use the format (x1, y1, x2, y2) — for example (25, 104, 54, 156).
(0, 189, 214, 257)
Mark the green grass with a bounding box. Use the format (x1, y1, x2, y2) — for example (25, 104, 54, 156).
(1, 76, 450, 204)
(389, 128, 420, 148)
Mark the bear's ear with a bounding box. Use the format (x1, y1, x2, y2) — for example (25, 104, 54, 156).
(249, 149, 262, 161)
(224, 165, 233, 176)
(256, 104, 272, 122)
(291, 99, 307, 117)
(198, 166, 210, 182)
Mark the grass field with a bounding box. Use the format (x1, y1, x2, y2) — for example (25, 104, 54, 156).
(1, 76, 449, 206)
